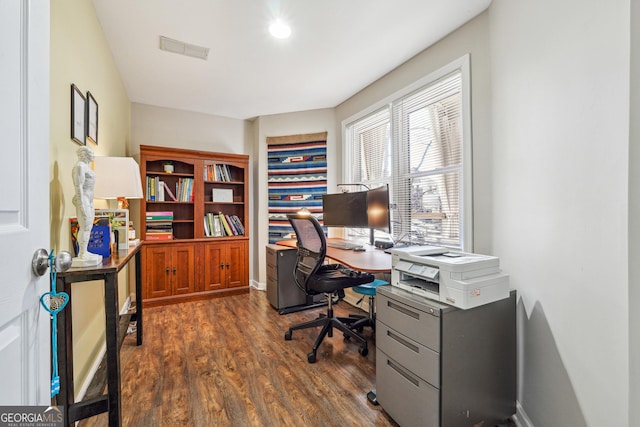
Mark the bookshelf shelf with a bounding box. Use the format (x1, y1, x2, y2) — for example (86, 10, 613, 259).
(139, 145, 249, 306)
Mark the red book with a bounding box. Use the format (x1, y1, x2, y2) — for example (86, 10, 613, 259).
(145, 233, 174, 241)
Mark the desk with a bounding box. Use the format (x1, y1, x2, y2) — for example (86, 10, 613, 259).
(55, 243, 142, 427)
(276, 238, 392, 273)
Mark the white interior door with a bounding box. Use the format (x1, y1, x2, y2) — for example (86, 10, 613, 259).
(0, 0, 51, 404)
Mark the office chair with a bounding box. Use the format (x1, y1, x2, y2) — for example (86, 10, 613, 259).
(284, 213, 375, 363)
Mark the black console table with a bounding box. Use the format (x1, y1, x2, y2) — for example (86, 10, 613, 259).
(55, 242, 142, 427)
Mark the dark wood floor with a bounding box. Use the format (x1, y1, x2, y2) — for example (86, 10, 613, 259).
(79, 290, 399, 427)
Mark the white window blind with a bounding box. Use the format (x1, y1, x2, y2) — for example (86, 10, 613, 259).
(393, 71, 463, 248)
(347, 107, 391, 185)
(344, 56, 471, 250)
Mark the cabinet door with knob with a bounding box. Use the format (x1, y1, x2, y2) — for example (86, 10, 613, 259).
(142, 243, 196, 302)
(201, 241, 248, 291)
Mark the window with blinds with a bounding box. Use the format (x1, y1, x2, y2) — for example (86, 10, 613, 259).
(343, 56, 471, 250)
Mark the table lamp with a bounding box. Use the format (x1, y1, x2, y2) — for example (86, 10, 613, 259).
(93, 156, 144, 209)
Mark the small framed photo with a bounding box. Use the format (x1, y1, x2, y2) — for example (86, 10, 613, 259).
(95, 209, 130, 250)
(70, 84, 86, 145)
(86, 91, 98, 145)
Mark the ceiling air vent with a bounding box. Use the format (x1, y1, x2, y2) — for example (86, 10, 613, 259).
(159, 36, 209, 60)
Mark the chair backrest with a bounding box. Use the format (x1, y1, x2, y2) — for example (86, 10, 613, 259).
(287, 213, 326, 292)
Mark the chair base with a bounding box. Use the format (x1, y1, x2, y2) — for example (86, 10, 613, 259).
(344, 293, 377, 333)
(345, 313, 376, 332)
(284, 295, 368, 363)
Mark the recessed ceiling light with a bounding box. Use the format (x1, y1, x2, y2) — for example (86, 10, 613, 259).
(159, 36, 209, 60)
(269, 19, 291, 39)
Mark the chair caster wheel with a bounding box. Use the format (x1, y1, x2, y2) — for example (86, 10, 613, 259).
(284, 330, 292, 340)
(359, 346, 368, 357)
(307, 352, 317, 363)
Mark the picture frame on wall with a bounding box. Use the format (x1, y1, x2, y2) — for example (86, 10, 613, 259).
(71, 84, 86, 145)
(86, 91, 98, 145)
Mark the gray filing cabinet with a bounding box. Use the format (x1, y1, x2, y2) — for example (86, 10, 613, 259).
(266, 245, 306, 312)
(376, 285, 516, 427)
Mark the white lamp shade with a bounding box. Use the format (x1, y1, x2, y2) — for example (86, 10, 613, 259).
(93, 156, 144, 200)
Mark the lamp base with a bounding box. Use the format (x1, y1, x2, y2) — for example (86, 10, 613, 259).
(117, 197, 129, 209)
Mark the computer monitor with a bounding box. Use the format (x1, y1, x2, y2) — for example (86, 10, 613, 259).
(322, 185, 391, 244)
(322, 190, 369, 229)
(366, 185, 391, 233)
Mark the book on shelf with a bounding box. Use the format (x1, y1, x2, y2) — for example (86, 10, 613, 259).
(146, 176, 166, 201)
(230, 215, 245, 235)
(157, 180, 165, 201)
(163, 181, 177, 201)
(204, 213, 224, 237)
(218, 213, 233, 236)
(176, 177, 194, 202)
(145, 232, 174, 241)
(213, 215, 223, 236)
(146, 211, 174, 221)
(146, 176, 155, 201)
(146, 222, 173, 230)
(148, 175, 194, 202)
(225, 214, 238, 235)
(204, 164, 232, 182)
(203, 216, 210, 236)
(212, 213, 245, 236)
(221, 164, 231, 181)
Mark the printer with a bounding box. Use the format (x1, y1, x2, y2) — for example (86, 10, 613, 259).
(389, 245, 509, 309)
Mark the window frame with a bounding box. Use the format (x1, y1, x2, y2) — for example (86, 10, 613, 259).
(341, 54, 473, 251)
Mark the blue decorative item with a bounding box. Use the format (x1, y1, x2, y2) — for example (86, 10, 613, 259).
(39, 250, 71, 398)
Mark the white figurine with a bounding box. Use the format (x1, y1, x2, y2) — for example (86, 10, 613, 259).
(71, 146, 102, 267)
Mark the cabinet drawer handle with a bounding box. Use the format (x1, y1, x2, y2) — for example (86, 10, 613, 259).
(173, 267, 177, 274)
(220, 263, 225, 269)
(387, 330, 419, 353)
(226, 263, 230, 269)
(387, 358, 420, 387)
(387, 301, 420, 320)
(165, 267, 170, 274)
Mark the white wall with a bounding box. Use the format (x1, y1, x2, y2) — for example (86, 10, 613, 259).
(489, 1, 629, 426)
(50, 0, 132, 395)
(251, 109, 337, 288)
(629, 0, 639, 422)
(130, 103, 252, 156)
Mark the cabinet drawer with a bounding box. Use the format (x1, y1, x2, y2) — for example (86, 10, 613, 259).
(377, 350, 439, 427)
(266, 255, 277, 269)
(377, 290, 441, 352)
(377, 322, 439, 388)
(266, 263, 277, 279)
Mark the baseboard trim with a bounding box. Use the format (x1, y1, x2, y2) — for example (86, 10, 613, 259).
(513, 401, 534, 427)
(250, 279, 266, 291)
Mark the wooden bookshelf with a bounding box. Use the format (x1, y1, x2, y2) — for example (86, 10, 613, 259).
(139, 145, 249, 306)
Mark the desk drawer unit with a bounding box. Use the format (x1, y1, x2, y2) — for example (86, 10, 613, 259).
(266, 245, 306, 310)
(375, 286, 517, 427)
(376, 321, 440, 388)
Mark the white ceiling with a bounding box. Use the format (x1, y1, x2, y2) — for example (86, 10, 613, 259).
(92, 0, 491, 120)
